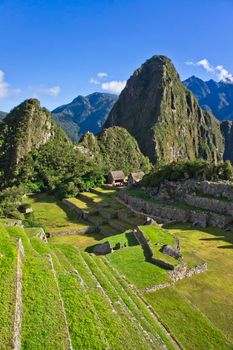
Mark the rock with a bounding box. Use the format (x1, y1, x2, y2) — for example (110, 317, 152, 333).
(193, 221, 206, 228)
(160, 244, 182, 259)
(93, 241, 112, 255)
(113, 242, 121, 250)
(144, 217, 154, 225)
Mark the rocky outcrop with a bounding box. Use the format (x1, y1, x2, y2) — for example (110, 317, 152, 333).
(0, 99, 54, 175)
(105, 55, 224, 164)
(220, 121, 233, 163)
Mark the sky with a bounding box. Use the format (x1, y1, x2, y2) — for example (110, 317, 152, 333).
(0, 0, 233, 112)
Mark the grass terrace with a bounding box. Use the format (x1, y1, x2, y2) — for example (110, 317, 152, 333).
(23, 193, 90, 234)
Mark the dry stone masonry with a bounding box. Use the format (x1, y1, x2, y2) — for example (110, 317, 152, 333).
(119, 180, 233, 230)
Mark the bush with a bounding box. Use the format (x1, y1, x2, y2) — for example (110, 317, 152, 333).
(142, 159, 233, 187)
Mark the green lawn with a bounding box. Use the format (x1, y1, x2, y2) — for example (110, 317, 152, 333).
(166, 224, 233, 343)
(93, 231, 170, 288)
(146, 287, 232, 350)
(49, 231, 103, 248)
(23, 193, 90, 233)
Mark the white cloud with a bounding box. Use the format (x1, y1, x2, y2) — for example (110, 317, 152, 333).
(186, 58, 233, 82)
(90, 78, 100, 85)
(31, 85, 61, 96)
(97, 72, 108, 78)
(0, 69, 21, 98)
(46, 85, 61, 96)
(196, 59, 215, 72)
(216, 65, 233, 83)
(101, 80, 126, 94)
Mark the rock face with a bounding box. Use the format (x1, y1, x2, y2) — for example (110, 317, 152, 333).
(52, 92, 118, 142)
(183, 75, 233, 121)
(105, 55, 224, 164)
(220, 121, 233, 162)
(0, 99, 53, 175)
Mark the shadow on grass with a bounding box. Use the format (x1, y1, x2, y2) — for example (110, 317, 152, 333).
(165, 222, 233, 250)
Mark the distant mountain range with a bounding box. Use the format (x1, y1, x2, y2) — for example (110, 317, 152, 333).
(183, 76, 233, 121)
(52, 92, 118, 142)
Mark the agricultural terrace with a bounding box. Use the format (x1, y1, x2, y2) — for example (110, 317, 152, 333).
(0, 187, 233, 349)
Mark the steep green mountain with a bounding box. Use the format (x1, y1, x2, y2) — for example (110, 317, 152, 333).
(183, 76, 233, 121)
(104, 55, 224, 164)
(80, 126, 151, 174)
(0, 99, 54, 177)
(0, 111, 7, 120)
(52, 92, 118, 142)
(0, 99, 105, 196)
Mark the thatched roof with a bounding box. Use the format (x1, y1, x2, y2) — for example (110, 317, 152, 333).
(129, 171, 145, 182)
(108, 170, 125, 181)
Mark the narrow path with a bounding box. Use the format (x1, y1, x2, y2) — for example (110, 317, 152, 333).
(48, 254, 73, 350)
(56, 249, 110, 350)
(12, 238, 24, 350)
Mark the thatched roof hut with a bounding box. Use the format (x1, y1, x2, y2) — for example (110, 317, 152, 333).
(108, 170, 125, 185)
(128, 171, 145, 186)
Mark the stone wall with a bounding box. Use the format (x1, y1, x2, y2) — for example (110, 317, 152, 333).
(118, 191, 233, 229)
(49, 226, 97, 237)
(142, 262, 207, 293)
(199, 181, 233, 200)
(184, 194, 233, 216)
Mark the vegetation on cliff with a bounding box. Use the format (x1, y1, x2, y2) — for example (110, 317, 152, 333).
(105, 55, 224, 164)
(142, 159, 233, 187)
(80, 126, 152, 174)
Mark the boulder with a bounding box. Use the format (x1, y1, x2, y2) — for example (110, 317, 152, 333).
(113, 242, 121, 250)
(93, 241, 112, 255)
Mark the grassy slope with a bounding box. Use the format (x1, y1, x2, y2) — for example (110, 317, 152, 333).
(0, 224, 17, 349)
(58, 244, 157, 350)
(94, 231, 170, 288)
(146, 287, 232, 350)
(23, 193, 89, 233)
(7, 226, 70, 350)
(167, 224, 233, 343)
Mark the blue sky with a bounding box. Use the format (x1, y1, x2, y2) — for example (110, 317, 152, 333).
(0, 0, 233, 112)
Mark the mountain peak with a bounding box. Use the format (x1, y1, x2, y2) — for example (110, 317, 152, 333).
(105, 55, 223, 164)
(52, 92, 117, 142)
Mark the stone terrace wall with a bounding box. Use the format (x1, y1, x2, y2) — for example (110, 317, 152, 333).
(118, 191, 233, 229)
(184, 194, 233, 216)
(199, 181, 233, 200)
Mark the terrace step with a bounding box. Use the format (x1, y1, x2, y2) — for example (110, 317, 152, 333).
(81, 252, 155, 350)
(99, 225, 119, 237)
(94, 256, 170, 349)
(99, 207, 118, 219)
(88, 215, 108, 227)
(108, 218, 134, 232)
(52, 249, 109, 349)
(117, 210, 145, 226)
(60, 245, 152, 350)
